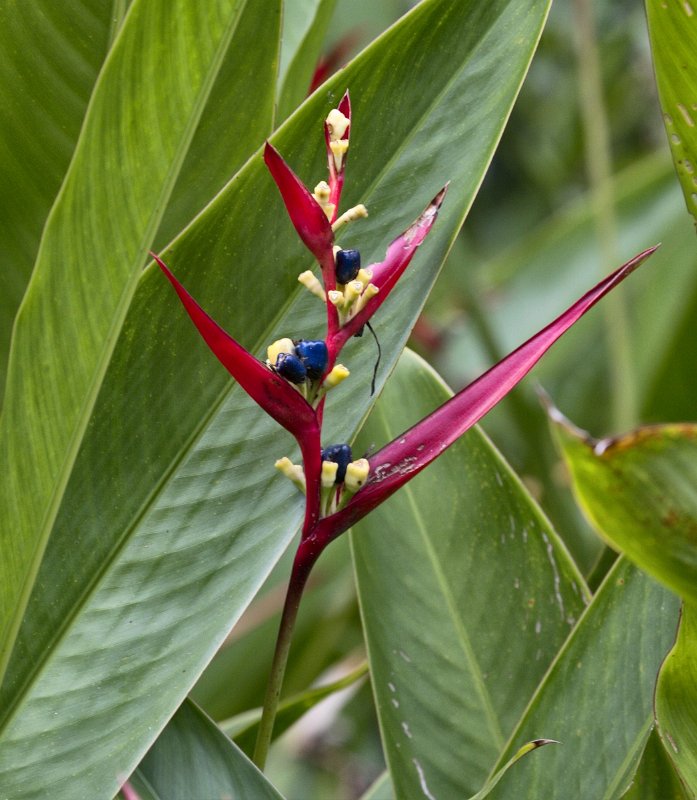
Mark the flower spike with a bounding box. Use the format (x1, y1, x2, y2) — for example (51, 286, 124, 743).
(331, 184, 448, 350)
(264, 142, 336, 281)
(325, 91, 351, 214)
(152, 253, 320, 443)
(309, 245, 660, 549)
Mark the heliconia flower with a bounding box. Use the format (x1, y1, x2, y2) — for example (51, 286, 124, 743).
(324, 91, 351, 214)
(329, 184, 448, 354)
(152, 252, 324, 526)
(263, 142, 336, 286)
(302, 245, 659, 555)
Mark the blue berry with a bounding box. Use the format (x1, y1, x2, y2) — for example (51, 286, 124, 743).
(321, 443, 353, 483)
(335, 249, 361, 284)
(295, 339, 328, 379)
(275, 352, 307, 384)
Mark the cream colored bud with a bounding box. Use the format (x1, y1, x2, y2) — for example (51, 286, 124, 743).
(344, 280, 363, 305)
(355, 283, 379, 314)
(267, 338, 295, 365)
(326, 109, 350, 141)
(331, 203, 368, 232)
(321, 460, 339, 488)
(330, 139, 349, 171)
(298, 270, 326, 301)
(323, 364, 350, 388)
(328, 290, 344, 308)
(344, 459, 370, 493)
(274, 457, 306, 494)
(313, 181, 331, 203)
(356, 267, 373, 285)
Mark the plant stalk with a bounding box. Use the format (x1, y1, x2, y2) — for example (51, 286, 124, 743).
(252, 543, 317, 770)
(573, 0, 636, 430)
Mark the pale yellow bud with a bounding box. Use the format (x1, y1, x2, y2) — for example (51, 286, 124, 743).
(321, 460, 339, 488)
(298, 270, 326, 301)
(323, 364, 350, 388)
(267, 338, 295, 365)
(331, 203, 368, 232)
(344, 459, 370, 493)
(344, 280, 363, 305)
(313, 181, 331, 203)
(356, 267, 373, 285)
(354, 283, 379, 314)
(328, 290, 344, 308)
(325, 109, 350, 141)
(274, 457, 306, 494)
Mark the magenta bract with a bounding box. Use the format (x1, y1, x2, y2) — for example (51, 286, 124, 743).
(309, 245, 659, 548)
(332, 185, 448, 348)
(263, 142, 336, 282)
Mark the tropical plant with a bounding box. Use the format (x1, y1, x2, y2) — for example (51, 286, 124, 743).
(1, 1, 696, 799)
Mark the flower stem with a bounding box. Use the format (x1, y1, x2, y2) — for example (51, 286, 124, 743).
(252, 543, 318, 770)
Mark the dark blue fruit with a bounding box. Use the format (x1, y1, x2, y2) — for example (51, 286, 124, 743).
(321, 443, 353, 483)
(275, 352, 307, 384)
(335, 249, 361, 284)
(295, 339, 328, 379)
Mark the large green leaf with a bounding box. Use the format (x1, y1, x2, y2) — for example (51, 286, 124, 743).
(351, 350, 587, 799)
(488, 558, 679, 799)
(622, 729, 691, 800)
(655, 603, 697, 796)
(431, 153, 696, 572)
(276, 0, 338, 121)
(552, 415, 697, 605)
(0, 0, 551, 796)
(0, 0, 117, 401)
(646, 0, 697, 226)
(132, 699, 283, 799)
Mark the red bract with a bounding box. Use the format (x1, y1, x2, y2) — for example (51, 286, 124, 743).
(153, 253, 323, 526)
(330, 185, 448, 352)
(305, 245, 659, 553)
(263, 143, 336, 285)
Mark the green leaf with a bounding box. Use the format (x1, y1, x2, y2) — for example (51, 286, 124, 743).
(133, 699, 283, 799)
(621, 729, 691, 800)
(351, 349, 587, 798)
(552, 412, 697, 605)
(646, 0, 697, 225)
(225, 661, 368, 754)
(0, 0, 116, 400)
(277, 0, 338, 121)
(655, 603, 697, 795)
(431, 153, 696, 571)
(489, 558, 679, 799)
(0, 0, 551, 796)
(359, 771, 393, 800)
(468, 740, 557, 800)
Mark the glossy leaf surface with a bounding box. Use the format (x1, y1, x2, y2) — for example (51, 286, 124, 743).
(489, 558, 679, 799)
(0, 1, 552, 797)
(553, 414, 697, 604)
(351, 350, 587, 798)
(134, 699, 283, 799)
(0, 0, 115, 400)
(655, 604, 697, 795)
(647, 0, 697, 225)
(622, 729, 690, 800)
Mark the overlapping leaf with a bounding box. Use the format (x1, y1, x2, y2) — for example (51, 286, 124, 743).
(488, 558, 679, 799)
(0, 0, 552, 796)
(646, 0, 697, 226)
(552, 414, 697, 604)
(351, 350, 587, 798)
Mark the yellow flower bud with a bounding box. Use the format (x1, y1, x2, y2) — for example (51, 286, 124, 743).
(325, 108, 350, 141)
(298, 270, 326, 301)
(323, 364, 350, 388)
(344, 459, 370, 493)
(267, 338, 295, 365)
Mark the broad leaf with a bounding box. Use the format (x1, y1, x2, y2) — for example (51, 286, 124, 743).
(646, 0, 697, 225)
(655, 603, 697, 795)
(0, 0, 551, 796)
(351, 349, 587, 798)
(622, 729, 691, 800)
(489, 558, 679, 799)
(133, 699, 283, 799)
(0, 0, 117, 400)
(552, 413, 697, 605)
(277, 0, 338, 120)
(359, 772, 393, 800)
